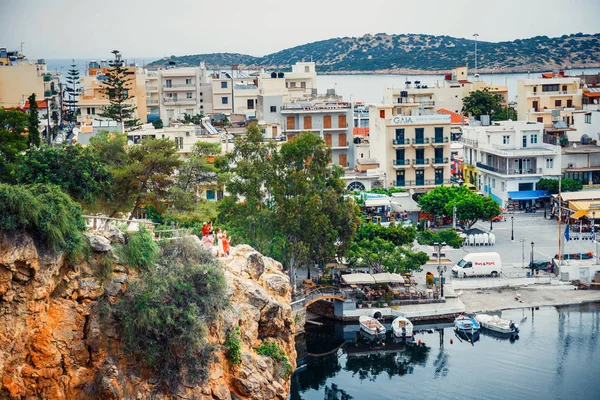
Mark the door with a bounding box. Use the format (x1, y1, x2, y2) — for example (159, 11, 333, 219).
(339, 153, 347, 167)
(435, 168, 444, 185)
(435, 127, 444, 143)
(286, 116, 295, 130)
(415, 128, 424, 144)
(338, 133, 347, 147)
(522, 136, 527, 148)
(304, 116, 312, 130)
(396, 171, 405, 186)
(532, 100, 538, 112)
(434, 148, 443, 164)
(324, 134, 332, 146)
(416, 170, 425, 186)
(323, 115, 332, 129)
(338, 114, 347, 128)
(396, 149, 405, 166)
(415, 148, 425, 165)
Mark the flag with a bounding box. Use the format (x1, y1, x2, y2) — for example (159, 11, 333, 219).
(564, 224, 570, 241)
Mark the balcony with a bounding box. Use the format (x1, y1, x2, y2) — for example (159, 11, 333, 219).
(44, 90, 52, 97)
(420, 101, 436, 107)
(432, 137, 449, 145)
(396, 180, 412, 187)
(460, 137, 479, 147)
(476, 162, 542, 175)
(412, 158, 430, 166)
(146, 86, 158, 92)
(392, 159, 410, 168)
(526, 90, 581, 97)
(163, 98, 196, 105)
(396, 179, 450, 188)
(146, 99, 159, 106)
(331, 141, 349, 149)
(412, 137, 430, 146)
(433, 157, 449, 165)
(43, 74, 52, 82)
(392, 138, 410, 147)
(163, 83, 195, 90)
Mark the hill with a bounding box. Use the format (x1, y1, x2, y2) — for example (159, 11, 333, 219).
(149, 32, 600, 73)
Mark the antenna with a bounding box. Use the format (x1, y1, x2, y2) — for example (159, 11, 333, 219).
(20, 42, 25, 54)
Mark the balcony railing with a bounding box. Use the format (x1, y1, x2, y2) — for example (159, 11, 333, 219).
(420, 101, 436, 107)
(460, 137, 479, 147)
(432, 137, 449, 144)
(412, 158, 430, 166)
(146, 100, 159, 106)
(476, 162, 542, 175)
(163, 98, 196, 104)
(43, 75, 52, 82)
(44, 90, 52, 97)
(433, 157, 449, 164)
(393, 159, 410, 167)
(412, 137, 430, 145)
(396, 179, 450, 188)
(392, 138, 410, 146)
(526, 90, 580, 97)
(146, 86, 158, 92)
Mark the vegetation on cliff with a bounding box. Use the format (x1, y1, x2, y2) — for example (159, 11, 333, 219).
(149, 32, 600, 72)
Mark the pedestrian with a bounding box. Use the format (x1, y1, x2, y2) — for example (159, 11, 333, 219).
(223, 231, 231, 256)
(217, 228, 225, 257)
(201, 222, 209, 237)
(201, 232, 213, 252)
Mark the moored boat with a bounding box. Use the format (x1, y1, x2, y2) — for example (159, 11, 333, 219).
(359, 316, 386, 336)
(454, 315, 480, 333)
(475, 314, 519, 335)
(391, 316, 414, 339)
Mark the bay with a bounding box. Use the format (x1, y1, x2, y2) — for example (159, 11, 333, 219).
(291, 303, 600, 400)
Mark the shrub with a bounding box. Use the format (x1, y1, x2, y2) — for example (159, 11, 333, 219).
(119, 226, 158, 271)
(255, 341, 292, 378)
(225, 326, 242, 366)
(115, 237, 228, 391)
(0, 184, 87, 258)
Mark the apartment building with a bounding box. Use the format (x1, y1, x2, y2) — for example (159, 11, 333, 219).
(369, 105, 452, 192)
(460, 121, 560, 206)
(210, 73, 258, 117)
(78, 60, 147, 124)
(258, 62, 317, 101)
(517, 72, 582, 127)
(383, 66, 508, 115)
(0, 53, 61, 123)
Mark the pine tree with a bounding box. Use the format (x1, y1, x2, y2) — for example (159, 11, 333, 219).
(27, 93, 41, 147)
(99, 50, 139, 127)
(63, 60, 80, 123)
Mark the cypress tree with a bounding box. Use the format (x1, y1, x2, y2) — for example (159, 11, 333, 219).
(99, 50, 139, 127)
(63, 60, 80, 123)
(27, 93, 41, 147)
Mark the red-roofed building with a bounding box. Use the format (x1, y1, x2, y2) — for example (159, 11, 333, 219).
(23, 99, 48, 110)
(22, 99, 49, 123)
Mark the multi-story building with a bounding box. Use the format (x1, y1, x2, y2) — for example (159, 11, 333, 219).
(369, 105, 452, 192)
(0, 52, 61, 123)
(517, 72, 582, 127)
(460, 121, 560, 206)
(258, 62, 317, 101)
(78, 59, 148, 124)
(211, 73, 258, 117)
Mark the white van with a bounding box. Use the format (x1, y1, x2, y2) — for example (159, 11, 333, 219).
(452, 252, 502, 278)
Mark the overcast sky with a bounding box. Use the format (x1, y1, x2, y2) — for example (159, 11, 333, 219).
(1, 0, 599, 60)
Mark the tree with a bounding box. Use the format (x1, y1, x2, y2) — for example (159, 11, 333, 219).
(462, 88, 503, 120)
(14, 144, 113, 205)
(151, 118, 163, 129)
(537, 177, 583, 194)
(417, 229, 464, 249)
(27, 93, 41, 147)
(347, 237, 429, 274)
(63, 60, 80, 123)
(0, 108, 29, 182)
(99, 50, 139, 127)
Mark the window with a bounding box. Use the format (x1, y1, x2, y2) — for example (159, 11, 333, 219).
(200, 105, 203, 109)
(562, 85, 567, 91)
(301, 81, 306, 89)
(86, 107, 91, 115)
(585, 114, 592, 124)
(305, 66, 310, 73)
(487, 135, 491, 144)
(503, 135, 510, 144)
(186, 92, 193, 99)
(522, 136, 527, 148)
(221, 97, 228, 105)
(185, 78, 192, 85)
(247, 99, 254, 110)
(380, 110, 385, 118)
(501, 181, 505, 192)
(199, 99, 203, 103)
(324, 115, 332, 129)
(270, 105, 277, 113)
(546, 158, 554, 169)
(221, 81, 227, 89)
(289, 82, 296, 88)
(537, 117, 543, 123)
(165, 79, 172, 88)
(177, 137, 183, 150)
(206, 190, 215, 200)
(567, 99, 572, 108)
(555, 99, 561, 107)
(542, 84, 559, 92)
(199, 92, 203, 96)
(530, 134, 538, 144)
(492, 178, 496, 189)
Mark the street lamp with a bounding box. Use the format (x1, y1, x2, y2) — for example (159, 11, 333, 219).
(520, 238, 526, 269)
(530, 242, 535, 275)
(511, 216, 514, 241)
(434, 242, 447, 298)
(593, 211, 597, 264)
(490, 217, 493, 232)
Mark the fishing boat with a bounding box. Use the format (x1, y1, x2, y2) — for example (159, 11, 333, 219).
(475, 314, 519, 335)
(455, 328, 480, 345)
(359, 316, 386, 336)
(391, 316, 414, 339)
(454, 315, 480, 333)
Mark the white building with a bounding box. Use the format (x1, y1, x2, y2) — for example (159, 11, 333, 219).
(211, 73, 258, 117)
(461, 121, 560, 207)
(258, 62, 317, 100)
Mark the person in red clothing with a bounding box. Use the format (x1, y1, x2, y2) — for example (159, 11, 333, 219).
(223, 231, 231, 256)
(201, 222, 209, 237)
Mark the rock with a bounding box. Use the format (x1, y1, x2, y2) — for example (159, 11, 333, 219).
(104, 280, 122, 296)
(212, 383, 232, 400)
(104, 226, 126, 245)
(262, 273, 290, 297)
(259, 301, 285, 337)
(246, 252, 265, 280)
(78, 278, 103, 299)
(85, 233, 112, 253)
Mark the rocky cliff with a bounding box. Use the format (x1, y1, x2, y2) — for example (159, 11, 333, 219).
(0, 230, 295, 399)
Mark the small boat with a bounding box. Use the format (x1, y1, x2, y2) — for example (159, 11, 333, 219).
(455, 328, 480, 345)
(391, 316, 413, 339)
(475, 314, 519, 335)
(359, 316, 386, 336)
(454, 315, 480, 333)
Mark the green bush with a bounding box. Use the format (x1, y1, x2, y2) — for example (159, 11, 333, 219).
(0, 184, 87, 258)
(225, 326, 242, 366)
(255, 341, 292, 378)
(119, 226, 158, 271)
(115, 237, 228, 390)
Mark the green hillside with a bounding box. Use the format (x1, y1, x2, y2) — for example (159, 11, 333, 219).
(148, 33, 600, 73)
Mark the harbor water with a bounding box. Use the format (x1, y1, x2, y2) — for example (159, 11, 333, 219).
(291, 303, 600, 400)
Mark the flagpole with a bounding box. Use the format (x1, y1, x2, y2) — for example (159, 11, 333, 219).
(558, 147, 563, 266)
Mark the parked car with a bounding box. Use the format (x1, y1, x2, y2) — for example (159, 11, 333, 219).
(492, 215, 505, 222)
(452, 252, 502, 278)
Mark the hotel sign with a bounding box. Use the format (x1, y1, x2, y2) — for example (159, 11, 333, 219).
(389, 115, 451, 125)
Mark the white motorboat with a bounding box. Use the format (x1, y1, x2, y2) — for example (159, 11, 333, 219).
(475, 314, 519, 335)
(391, 316, 414, 339)
(359, 316, 386, 336)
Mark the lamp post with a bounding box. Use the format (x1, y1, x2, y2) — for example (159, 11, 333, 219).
(434, 242, 447, 298)
(520, 238, 526, 269)
(593, 211, 597, 264)
(544, 199, 547, 219)
(511, 216, 514, 241)
(530, 242, 535, 275)
(490, 218, 493, 232)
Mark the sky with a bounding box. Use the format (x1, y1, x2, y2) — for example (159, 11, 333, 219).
(1, 0, 599, 60)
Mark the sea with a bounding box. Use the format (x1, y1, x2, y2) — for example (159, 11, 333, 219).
(45, 58, 599, 105)
(291, 303, 600, 400)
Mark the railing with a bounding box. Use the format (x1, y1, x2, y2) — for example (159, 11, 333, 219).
(146, 100, 159, 106)
(396, 180, 412, 187)
(393, 159, 410, 167)
(433, 157, 449, 164)
(412, 158, 430, 166)
(44, 90, 52, 97)
(163, 83, 195, 88)
(291, 287, 347, 311)
(526, 90, 580, 97)
(82, 215, 157, 232)
(163, 98, 196, 104)
(432, 137, 449, 144)
(43, 75, 52, 82)
(145, 86, 158, 92)
(420, 101, 436, 107)
(392, 138, 410, 146)
(412, 137, 430, 145)
(460, 137, 479, 147)
(476, 162, 542, 175)
(154, 228, 193, 241)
